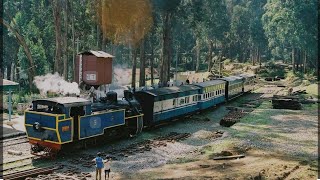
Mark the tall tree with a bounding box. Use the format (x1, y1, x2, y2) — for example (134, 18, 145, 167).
(139, 39, 146, 87)
(63, 0, 68, 80)
(262, 0, 317, 73)
(52, 0, 62, 74)
(203, 0, 230, 71)
(154, 0, 181, 86)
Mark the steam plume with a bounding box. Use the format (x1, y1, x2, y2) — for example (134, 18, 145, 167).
(113, 66, 132, 86)
(33, 73, 80, 96)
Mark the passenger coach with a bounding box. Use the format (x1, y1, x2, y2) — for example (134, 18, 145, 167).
(239, 74, 256, 92)
(219, 76, 244, 101)
(134, 85, 200, 126)
(194, 80, 226, 110)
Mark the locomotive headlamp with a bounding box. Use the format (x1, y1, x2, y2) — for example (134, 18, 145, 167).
(33, 122, 42, 131)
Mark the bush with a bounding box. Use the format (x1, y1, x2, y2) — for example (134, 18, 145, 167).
(224, 59, 232, 65)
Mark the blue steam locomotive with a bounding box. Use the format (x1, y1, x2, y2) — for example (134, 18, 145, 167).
(24, 74, 255, 158)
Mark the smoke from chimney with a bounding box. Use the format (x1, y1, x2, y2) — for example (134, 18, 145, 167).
(33, 73, 80, 96)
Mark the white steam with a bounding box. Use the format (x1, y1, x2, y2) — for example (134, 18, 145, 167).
(110, 65, 132, 99)
(33, 73, 80, 96)
(113, 66, 132, 86)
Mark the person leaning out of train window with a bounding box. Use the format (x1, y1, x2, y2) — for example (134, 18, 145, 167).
(93, 152, 104, 180)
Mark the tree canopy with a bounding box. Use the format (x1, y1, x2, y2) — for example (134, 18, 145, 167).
(2, 0, 318, 89)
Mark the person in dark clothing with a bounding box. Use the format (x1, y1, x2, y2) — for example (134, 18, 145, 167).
(186, 79, 190, 84)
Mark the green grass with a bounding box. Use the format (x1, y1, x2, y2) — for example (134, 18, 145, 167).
(240, 109, 272, 125)
(305, 84, 318, 97)
(302, 103, 318, 111)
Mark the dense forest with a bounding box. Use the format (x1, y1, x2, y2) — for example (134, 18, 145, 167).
(2, 0, 318, 90)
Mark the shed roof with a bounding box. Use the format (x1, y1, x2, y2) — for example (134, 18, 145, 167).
(0, 79, 19, 91)
(239, 73, 256, 78)
(194, 80, 226, 88)
(139, 85, 200, 97)
(33, 97, 91, 107)
(79, 50, 114, 58)
(219, 76, 243, 82)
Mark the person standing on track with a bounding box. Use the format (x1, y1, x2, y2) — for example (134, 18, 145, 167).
(93, 152, 104, 180)
(104, 156, 112, 179)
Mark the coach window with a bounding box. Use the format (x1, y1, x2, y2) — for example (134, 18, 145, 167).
(180, 99, 185, 105)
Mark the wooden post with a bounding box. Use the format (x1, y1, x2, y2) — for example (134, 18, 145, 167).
(8, 89, 12, 121)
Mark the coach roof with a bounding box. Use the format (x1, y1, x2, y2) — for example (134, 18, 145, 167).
(138, 85, 200, 97)
(194, 80, 226, 88)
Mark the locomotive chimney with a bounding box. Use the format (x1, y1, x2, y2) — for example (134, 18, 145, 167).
(124, 90, 133, 100)
(106, 91, 117, 103)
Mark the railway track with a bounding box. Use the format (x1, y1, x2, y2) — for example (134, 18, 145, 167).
(0, 135, 28, 143)
(1, 136, 29, 148)
(1, 156, 36, 174)
(2, 166, 59, 180)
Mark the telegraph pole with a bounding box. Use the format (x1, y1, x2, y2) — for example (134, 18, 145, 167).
(219, 51, 222, 77)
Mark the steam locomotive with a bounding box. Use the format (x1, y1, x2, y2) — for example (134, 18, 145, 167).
(25, 90, 143, 158)
(24, 73, 255, 158)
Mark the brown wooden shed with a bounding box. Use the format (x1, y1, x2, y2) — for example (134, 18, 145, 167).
(74, 50, 114, 86)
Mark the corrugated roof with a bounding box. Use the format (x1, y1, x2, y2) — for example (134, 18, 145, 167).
(79, 50, 114, 58)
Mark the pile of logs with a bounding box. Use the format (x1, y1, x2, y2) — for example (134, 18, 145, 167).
(291, 89, 307, 95)
(220, 108, 252, 127)
(272, 95, 302, 110)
